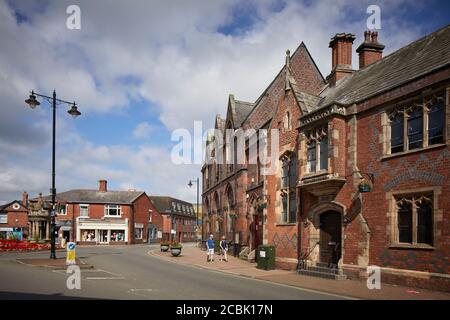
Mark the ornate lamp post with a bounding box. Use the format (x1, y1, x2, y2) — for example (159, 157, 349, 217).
(188, 178, 201, 242)
(25, 90, 81, 259)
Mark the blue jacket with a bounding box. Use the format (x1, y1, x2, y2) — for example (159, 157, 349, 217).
(220, 240, 228, 250)
(207, 239, 215, 249)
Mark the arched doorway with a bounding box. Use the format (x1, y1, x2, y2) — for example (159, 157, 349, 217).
(247, 193, 261, 251)
(319, 211, 342, 265)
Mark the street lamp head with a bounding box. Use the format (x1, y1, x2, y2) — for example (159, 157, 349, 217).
(67, 103, 81, 118)
(25, 92, 40, 109)
(188, 180, 193, 187)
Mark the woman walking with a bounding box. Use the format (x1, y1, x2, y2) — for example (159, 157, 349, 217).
(219, 236, 228, 262)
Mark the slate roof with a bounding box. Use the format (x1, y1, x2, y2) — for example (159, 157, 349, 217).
(317, 24, 450, 109)
(291, 82, 323, 113)
(148, 196, 195, 217)
(215, 115, 225, 132)
(232, 98, 254, 127)
(38, 189, 145, 205)
(0, 200, 27, 212)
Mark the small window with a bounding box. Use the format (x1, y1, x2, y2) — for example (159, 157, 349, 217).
(398, 202, 413, 243)
(428, 100, 444, 145)
(395, 194, 433, 246)
(134, 228, 143, 239)
(281, 159, 289, 189)
(0, 215, 7, 224)
(319, 137, 328, 171)
(58, 204, 67, 215)
(79, 205, 89, 218)
(105, 205, 121, 216)
(391, 113, 404, 153)
(417, 201, 433, 245)
(289, 191, 296, 223)
(289, 156, 297, 188)
(307, 141, 317, 173)
(284, 112, 291, 130)
(281, 193, 288, 222)
(407, 108, 423, 150)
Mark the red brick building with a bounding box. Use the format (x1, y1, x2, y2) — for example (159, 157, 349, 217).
(202, 25, 450, 291)
(40, 180, 157, 245)
(0, 192, 29, 240)
(148, 196, 197, 243)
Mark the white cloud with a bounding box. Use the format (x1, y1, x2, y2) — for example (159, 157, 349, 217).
(133, 122, 153, 139)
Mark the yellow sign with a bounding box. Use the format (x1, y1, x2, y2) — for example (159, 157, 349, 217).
(66, 242, 76, 265)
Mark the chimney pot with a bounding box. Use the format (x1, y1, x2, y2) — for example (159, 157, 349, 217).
(371, 31, 378, 43)
(356, 30, 385, 69)
(99, 180, 107, 192)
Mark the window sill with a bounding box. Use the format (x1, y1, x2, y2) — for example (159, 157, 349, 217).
(389, 243, 435, 250)
(104, 215, 122, 218)
(381, 143, 446, 161)
(302, 170, 329, 180)
(275, 223, 297, 227)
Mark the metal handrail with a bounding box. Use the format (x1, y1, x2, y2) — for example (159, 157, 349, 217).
(297, 242, 319, 270)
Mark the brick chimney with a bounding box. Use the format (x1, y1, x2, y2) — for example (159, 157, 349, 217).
(99, 179, 107, 192)
(356, 30, 385, 69)
(327, 33, 356, 87)
(22, 191, 28, 207)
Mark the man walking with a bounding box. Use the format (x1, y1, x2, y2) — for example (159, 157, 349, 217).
(206, 234, 215, 262)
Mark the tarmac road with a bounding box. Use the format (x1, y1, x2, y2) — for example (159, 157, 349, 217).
(0, 244, 348, 300)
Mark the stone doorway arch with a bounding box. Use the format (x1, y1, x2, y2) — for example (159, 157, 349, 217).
(306, 201, 346, 266)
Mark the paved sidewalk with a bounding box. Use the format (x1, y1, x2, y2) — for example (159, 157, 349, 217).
(151, 247, 450, 300)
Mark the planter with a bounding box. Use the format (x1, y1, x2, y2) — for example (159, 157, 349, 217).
(160, 243, 170, 252)
(170, 248, 182, 256)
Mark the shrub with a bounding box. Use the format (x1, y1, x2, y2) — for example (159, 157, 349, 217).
(170, 242, 182, 249)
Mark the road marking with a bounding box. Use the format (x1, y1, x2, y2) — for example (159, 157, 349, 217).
(52, 268, 124, 280)
(147, 249, 357, 300)
(85, 276, 125, 280)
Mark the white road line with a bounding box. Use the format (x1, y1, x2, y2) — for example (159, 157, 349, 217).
(86, 277, 125, 280)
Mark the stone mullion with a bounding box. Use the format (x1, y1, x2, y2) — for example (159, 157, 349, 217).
(412, 198, 418, 245)
(403, 110, 408, 151)
(423, 105, 429, 148)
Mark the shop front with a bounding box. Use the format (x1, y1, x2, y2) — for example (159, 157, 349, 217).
(76, 218, 128, 245)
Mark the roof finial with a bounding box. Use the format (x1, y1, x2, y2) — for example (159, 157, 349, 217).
(285, 49, 291, 91)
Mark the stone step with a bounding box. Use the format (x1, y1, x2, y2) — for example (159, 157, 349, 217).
(315, 262, 338, 269)
(297, 269, 347, 280)
(306, 265, 343, 275)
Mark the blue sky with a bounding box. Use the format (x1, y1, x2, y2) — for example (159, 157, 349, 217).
(0, 0, 449, 203)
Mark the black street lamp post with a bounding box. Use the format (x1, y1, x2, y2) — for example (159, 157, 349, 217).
(188, 178, 201, 243)
(25, 90, 81, 259)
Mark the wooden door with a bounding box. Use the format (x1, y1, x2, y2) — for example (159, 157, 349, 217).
(319, 211, 342, 265)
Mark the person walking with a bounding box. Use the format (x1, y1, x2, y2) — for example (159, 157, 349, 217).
(219, 235, 228, 262)
(206, 234, 215, 262)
